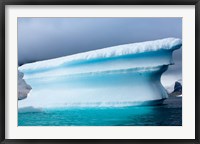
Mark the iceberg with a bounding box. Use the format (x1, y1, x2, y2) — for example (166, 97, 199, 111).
(18, 38, 182, 108)
(18, 71, 32, 100)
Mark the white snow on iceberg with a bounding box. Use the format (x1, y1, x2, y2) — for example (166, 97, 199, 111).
(18, 38, 182, 109)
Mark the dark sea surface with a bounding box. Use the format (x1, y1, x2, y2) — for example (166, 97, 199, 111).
(18, 96, 182, 126)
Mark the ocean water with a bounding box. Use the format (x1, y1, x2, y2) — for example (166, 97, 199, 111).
(18, 96, 182, 126)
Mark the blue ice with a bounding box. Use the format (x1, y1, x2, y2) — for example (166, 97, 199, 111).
(18, 38, 182, 109)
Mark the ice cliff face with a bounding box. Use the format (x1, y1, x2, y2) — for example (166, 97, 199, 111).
(18, 71, 32, 100)
(18, 38, 182, 108)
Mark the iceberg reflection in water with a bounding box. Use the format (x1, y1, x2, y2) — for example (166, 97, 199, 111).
(18, 38, 182, 109)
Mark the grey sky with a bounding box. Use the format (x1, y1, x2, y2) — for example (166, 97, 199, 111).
(18, 18, 182, 80)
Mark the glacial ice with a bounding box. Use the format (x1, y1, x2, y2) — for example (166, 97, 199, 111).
(18, 38, 182, 109)
(18, 71, 32, 100)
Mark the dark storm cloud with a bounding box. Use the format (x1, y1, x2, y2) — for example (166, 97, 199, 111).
(18, 18, 182, 77)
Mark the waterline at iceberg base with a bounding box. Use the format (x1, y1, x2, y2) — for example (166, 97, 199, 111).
(18, 97, 182, 126)
(18, 38, 182, 126)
